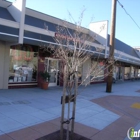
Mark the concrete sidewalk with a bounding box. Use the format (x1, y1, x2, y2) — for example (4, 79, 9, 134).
(0, 81, 140, 140)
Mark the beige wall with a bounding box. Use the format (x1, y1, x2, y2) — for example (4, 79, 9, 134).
(0, 41, 10, 89)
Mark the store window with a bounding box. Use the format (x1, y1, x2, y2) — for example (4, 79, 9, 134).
(115, 66, 123, 80)
(9, 45, 38, 83)
(78, 65, 82, 82)
(90, 61, 104, 81)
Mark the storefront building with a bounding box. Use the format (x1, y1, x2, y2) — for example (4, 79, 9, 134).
(0, 0, 140, 89)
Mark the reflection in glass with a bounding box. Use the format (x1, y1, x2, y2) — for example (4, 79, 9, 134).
(9, 45, 38, 83)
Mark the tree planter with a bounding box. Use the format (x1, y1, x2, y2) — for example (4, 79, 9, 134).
(39, 71, 50, 90)
(42, 82, 49, 90)
(36, 129, 90, 140)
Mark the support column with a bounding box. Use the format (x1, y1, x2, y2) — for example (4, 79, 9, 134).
(130, 66, 134, 79)
(7, 0, 26, 44)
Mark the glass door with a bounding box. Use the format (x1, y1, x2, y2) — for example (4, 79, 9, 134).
(45, 58, 59, 86)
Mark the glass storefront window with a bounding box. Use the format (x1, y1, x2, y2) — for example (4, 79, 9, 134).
(115, 66, 123, 80)
(130, 67, 138, 79)
(78, 65, 82, 82)
(90, 61, 104, 81)
(9, 45, 38, 83)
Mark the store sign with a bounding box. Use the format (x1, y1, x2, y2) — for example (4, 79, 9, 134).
(55, 33, 81, 43)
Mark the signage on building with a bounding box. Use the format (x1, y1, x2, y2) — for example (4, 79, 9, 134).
(55, 33, 82, 43)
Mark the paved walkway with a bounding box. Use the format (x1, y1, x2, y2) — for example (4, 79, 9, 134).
(0, 81, 140, 140)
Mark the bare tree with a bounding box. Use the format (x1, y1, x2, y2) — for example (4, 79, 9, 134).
(40, 10, 121, 140)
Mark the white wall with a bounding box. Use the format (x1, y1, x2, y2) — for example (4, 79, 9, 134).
(0, 41, 10, 89)
(89, 20, 108, 58)
(7, 0, 23, 22)
(89, 20, 108, 46)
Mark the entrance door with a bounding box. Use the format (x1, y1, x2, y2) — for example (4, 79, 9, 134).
(45, 58, 59, 86)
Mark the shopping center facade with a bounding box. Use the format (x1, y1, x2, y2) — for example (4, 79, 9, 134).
(0, 0, 140, 89)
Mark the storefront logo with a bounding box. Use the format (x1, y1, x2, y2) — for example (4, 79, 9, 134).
(55, 33, 86, 43)
(127, 127, 140, 139)
(55, 32, 80, 42)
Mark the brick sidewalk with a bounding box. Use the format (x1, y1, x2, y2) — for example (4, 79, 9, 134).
(0, 81, 140, 140)
(90, 95, 140, 140)
(0, 95, 140, 140)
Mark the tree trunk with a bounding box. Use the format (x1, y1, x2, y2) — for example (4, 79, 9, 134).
(71, 71, 78, 140)
(60, 64, 67, 140)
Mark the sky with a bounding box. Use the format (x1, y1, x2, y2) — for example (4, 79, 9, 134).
(8, 0, 140, 47)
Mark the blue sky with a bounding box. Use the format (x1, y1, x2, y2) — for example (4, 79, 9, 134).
(8, 0, 140, 47)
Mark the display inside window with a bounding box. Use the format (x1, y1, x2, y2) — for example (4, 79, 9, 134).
(90, 61, 104, 81)
(9, 45, 38, 83)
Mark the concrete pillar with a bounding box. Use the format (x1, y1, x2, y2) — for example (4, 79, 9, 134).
(121, 66, 124, 80)
(130, 66, 134, 79)
(82, 58, 91, 85)
(135, 68, 138, 79)
(7, 0, 26, 44)
(0, 41, 10, 89)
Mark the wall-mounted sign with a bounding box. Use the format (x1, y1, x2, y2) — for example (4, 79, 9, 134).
(55, 33, 82, 43)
